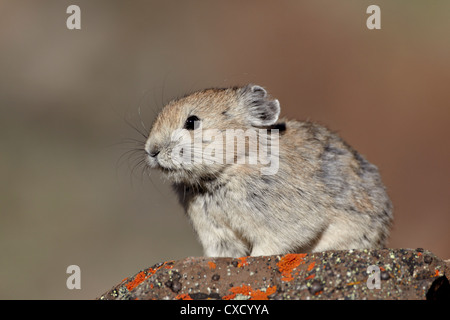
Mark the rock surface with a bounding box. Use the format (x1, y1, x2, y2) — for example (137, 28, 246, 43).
(98, 248, 450, 300)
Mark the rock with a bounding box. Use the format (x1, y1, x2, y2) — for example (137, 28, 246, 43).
(98, 248, 450, 300)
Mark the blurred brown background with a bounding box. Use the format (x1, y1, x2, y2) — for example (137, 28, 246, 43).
(0, 0, 449, 299)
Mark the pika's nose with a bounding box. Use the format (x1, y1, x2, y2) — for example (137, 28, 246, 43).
(144, 139, 160, 158)
(148, 149, 160, 158)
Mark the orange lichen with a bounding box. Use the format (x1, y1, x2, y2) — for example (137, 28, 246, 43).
(126, 271, 150, 291)
(125, 261, 172, 291)
(346, 281, 361, 286)
(277, 253, 307, 281)
(208, 261, 217, 270)
(176, 293, 193, 300)
(305, 274, 315, 280)
(222, 284, 277, 300)
(307, 261, 316, 271)
(250, 286, 277, 300)
(434, 269, 440, 277)
(237, 256, 249, 267)
(225, 284, 253, 298)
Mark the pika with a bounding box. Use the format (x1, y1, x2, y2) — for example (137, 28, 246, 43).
(144, 84, 393, 257)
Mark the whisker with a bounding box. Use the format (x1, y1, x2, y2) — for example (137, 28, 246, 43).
(116, 150, 146, 181)
(128, 157, 146, 188)
(124, 113, 149, 139)
(106, 138, 145, 150)
(137, 105, 150, 136)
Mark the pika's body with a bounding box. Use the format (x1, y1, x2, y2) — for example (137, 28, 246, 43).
(144, 85, 393, 257)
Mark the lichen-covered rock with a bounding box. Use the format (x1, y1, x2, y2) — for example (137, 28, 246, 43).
(98, 248, 450, 300)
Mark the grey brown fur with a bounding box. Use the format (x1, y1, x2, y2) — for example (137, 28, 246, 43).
(144, 84, 393, 257)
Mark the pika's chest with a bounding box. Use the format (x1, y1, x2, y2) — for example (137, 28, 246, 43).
(186, 187, 250, 226)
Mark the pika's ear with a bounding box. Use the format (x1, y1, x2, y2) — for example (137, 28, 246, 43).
(240, 84, 280, 126)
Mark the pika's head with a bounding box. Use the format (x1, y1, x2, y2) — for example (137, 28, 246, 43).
(144, 84, 280, 184)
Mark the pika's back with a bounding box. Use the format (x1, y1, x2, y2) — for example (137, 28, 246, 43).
(281, 119, 391, 217)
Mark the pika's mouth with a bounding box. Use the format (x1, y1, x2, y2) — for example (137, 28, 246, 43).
(156, 164, 177, 173)
(145, 153, 180, 173)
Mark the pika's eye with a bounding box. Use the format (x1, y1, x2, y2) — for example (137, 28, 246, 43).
(184, 115, 200, 130)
